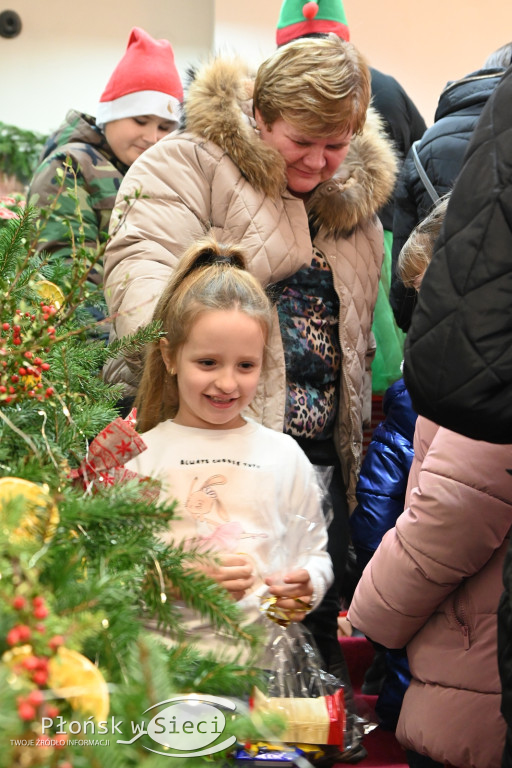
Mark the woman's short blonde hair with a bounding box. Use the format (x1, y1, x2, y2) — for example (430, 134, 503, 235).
(398, 195, 450, 290)
(253, 35, 371, 137)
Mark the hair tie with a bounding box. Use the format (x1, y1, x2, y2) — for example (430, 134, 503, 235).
(180, 247, 244, 285)
(193, 249, 240, 270)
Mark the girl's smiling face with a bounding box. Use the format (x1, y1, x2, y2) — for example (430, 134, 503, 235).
(161, 308, 266, 430)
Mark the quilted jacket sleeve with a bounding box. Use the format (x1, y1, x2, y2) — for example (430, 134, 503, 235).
(103, 135, 216, 340)
(403, 66, 512, 443)
(348, 421, 512, 649)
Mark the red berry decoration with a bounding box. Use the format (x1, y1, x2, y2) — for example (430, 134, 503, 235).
(7, 627, 20, 646)
(33, 604, 49, 620)
(303, 1, 319, 20)
(44, 704, 60, 719)
(12, 595, 26, 610)
(22, 655, 40, 671)
(17, 701, 36, 721)
(32, 669, 48, 686)
(17, 624, 31, 642)
(0, 295, 59, 403)
(27, 689, 45, 707)
(54, 733, 68, 749)
(49, 634, 64, 651)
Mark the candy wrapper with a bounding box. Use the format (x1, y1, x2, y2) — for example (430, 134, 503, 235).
(233, 741, 313, 765)
(251, 622, 357, 754)
(68, 409, 159, 500)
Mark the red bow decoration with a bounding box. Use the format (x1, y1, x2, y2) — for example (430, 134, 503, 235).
(69, 409, 159, 500)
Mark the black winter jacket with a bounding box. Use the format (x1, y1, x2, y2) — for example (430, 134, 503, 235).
(390, 68, 505, 331)
(403, 65, 512, 444)
(370, 67, 426, 231)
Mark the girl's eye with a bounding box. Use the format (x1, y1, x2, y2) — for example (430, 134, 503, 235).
(239, 362, 255, 370)
(198, 359, 215, 367)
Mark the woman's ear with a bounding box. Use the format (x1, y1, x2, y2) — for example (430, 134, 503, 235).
(160, 338, 175, 375)
(254, 108, 265, 131)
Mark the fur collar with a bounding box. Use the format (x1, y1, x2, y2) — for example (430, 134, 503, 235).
(185, 58, 398, 236)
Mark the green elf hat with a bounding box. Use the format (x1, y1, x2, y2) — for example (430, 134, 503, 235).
(276, 0, 350, 46)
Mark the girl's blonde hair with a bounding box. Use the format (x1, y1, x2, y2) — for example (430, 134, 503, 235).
(397, 195, 450, 290)
(135, 236, 273, 433)
(253, 35, 370, 138)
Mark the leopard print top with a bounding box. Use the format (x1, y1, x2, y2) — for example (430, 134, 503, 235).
(275, 248, 342, 440)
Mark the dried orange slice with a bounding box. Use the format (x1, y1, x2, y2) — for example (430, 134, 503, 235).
(3, 645, 110, 723)
(34, 280, 65, 310)
(48, 647, 109, 722)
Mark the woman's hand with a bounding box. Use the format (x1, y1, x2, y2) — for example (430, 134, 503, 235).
(265, 568, 314, 622)
(197, 553, 255, 601)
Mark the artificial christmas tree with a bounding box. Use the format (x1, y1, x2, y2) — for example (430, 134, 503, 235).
(0, 204, 266, 768)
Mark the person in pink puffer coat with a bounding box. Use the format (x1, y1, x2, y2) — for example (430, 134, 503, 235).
(348, 415, 512, 767)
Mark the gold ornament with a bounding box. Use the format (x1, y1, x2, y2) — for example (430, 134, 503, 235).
(48, 647, 110, 722)
(0, 477, 59, 543)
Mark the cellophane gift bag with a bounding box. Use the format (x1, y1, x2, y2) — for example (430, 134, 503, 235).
(252, 620, 360, 760)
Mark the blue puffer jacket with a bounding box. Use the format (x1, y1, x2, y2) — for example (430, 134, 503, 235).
(350, 377, 417, 730)
(350, 377, 417, 569)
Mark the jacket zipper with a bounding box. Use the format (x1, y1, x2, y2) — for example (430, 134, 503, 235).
(453, 593, 470, 650)
(326, 251, 357, 468)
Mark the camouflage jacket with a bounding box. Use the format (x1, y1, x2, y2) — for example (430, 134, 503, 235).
(28, 110, 128, 276)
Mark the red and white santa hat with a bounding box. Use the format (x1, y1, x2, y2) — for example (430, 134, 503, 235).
(96, 27, 183, 129)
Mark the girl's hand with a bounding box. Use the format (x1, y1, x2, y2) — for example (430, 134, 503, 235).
(265, 568, 314, 622)
(198, 553, 255, 601)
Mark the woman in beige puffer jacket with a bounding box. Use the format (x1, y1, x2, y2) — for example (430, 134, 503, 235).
(103, 36, 396, 511)
(103, 36, 397, 686)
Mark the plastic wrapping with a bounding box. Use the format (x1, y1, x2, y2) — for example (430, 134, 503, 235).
(252, 622, 358, 755)
(244, 461, 333, 630)
(312, 465, 334, 532)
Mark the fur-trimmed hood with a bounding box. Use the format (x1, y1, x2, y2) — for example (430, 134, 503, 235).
(184, 58, 398, 236)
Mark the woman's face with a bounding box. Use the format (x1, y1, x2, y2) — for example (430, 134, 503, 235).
(255, 110, 353, 196)
(104, 115, 176, 166)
